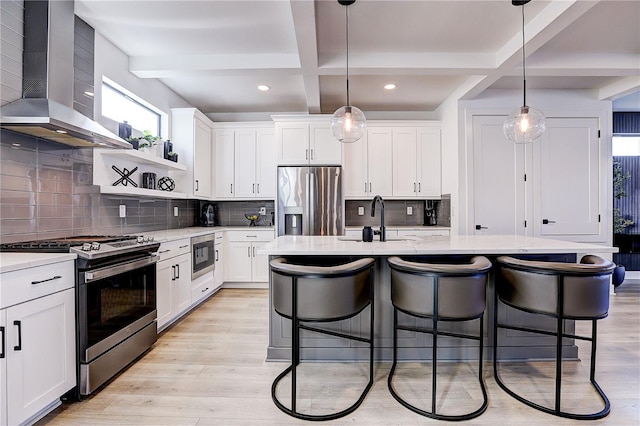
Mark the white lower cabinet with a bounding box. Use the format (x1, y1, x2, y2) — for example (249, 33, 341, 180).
(225, 230, 274, 286)
(345, 228, 450, 239)
(156, 239, 191, 331)
(214, 233, 225, 289)
(1, 260, 76, 426)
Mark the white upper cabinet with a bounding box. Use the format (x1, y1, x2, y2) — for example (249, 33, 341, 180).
(393, 126, 441, 198)
(171, 108, 214, 199)
(274, 116, 342, 165)
(213, 123, 276, 200)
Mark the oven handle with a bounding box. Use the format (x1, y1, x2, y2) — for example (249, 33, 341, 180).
(82, 255, 158, 284)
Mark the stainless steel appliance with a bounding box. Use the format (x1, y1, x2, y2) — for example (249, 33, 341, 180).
(277, 166, 343, 236)
(192, 233, 216, 279)
(200, 203, 218, 227)
(0, 235, 160, 396)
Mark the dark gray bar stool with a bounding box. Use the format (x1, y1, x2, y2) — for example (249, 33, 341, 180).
(269, 257, 376, 421)
(494, 255, 615, 420)
(386, 255, 492, 421)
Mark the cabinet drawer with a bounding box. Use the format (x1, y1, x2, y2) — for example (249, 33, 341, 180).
(156, 238, 191, 262)
(191, 273, 215, 304)
(397, 229, 450, 237)
(225, 230, 274, 242)
(1, 261, 74, 308)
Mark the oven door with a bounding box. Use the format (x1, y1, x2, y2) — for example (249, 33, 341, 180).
(192, 234, 215, 279)
(78, 255, 157, 363)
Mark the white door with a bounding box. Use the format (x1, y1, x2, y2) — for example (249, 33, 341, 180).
(234, 130, 257, 198)
(227, 242, 253, 282)
(472, 115, 529, 236)
(214, 130, 235, 198)
(251, 241, 270, 282)
(392, 128, 418, 197)
(256, 129, 277, 198)
(534, 117, 601, 238)
(343, 134, 368, 197)
(309, 122, 342, 165)
(418, 127, 441, 197)
(367, 128, 393, 197)
(175, 253, 192, 314)
(278, 123, 309, 165)
(156, 260, 173, 329)
(6, 289, 75, 426)
(193, 117, 212, 198)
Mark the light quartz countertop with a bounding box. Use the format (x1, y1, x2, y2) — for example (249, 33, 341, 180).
(0, 253, 77, 274)
(146, 226, 275, 242)
(258, 235, 617, 256)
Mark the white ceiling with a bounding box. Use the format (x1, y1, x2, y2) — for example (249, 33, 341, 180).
(74, 0, 640, 121)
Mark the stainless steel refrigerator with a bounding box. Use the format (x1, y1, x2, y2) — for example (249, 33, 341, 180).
(277, 166, 343, 236)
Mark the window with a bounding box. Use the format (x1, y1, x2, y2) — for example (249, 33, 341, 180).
(613, 136, 640, 156)
(101, 78, 161, 137)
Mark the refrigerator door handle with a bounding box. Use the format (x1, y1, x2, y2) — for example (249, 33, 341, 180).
(308, 170, 315, 236)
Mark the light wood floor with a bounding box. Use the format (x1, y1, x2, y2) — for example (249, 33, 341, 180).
(39, 283, 640, 425)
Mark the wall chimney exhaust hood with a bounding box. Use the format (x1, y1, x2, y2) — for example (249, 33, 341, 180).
(0, 0, 131, 149)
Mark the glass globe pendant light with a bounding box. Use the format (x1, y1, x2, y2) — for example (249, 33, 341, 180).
(331, 0, 366, 143)
(503, 0, 546, 144)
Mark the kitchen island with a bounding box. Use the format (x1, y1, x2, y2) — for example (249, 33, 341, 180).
(259, 235, 616, 362)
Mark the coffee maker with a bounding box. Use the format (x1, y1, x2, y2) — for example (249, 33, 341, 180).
(201, 203, 218, 227)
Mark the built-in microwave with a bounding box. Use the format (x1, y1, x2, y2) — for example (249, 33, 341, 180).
(191, 233, 216, 279)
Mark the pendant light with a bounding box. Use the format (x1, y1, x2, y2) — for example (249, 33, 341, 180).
(331, 0, 366, 143)
(503, 0, 546, 144)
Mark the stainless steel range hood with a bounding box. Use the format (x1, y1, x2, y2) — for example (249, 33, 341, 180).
(0, 0, 131, 149)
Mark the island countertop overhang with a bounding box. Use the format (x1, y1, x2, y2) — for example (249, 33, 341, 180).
(258, 235, 617, 257)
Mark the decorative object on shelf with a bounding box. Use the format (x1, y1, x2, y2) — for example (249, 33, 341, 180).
(112, 165, 138, 187)
(167, 151, 178, 162)
(330, 0, 366, 144)
(244, 213, 260, 227)
(163, 140, 173, 159)
(158, 176, 175, 191)
(503, 0, 546, 144)
(127, 130, 163, 154)
(118, 120, 132, 140)
(613, 161, 634, 233)
(142, 172, 157, 190)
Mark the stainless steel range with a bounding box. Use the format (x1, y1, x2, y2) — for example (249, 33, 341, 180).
(1, 235, 160, 396)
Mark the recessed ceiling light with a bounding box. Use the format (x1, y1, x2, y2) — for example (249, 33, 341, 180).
(384, 83, 396, 90)
(55, 129, 67, 134)
(258, 85, 270, 91)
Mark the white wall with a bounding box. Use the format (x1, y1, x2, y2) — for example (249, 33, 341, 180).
(435, 94, 460, 235)
(93, 33, 191, 139)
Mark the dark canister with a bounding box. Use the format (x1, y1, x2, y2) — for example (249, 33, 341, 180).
(362, 226, 374, 242)
(142, 172, 157, 189)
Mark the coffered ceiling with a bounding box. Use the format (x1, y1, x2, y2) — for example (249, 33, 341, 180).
(74, 0, 640, 120)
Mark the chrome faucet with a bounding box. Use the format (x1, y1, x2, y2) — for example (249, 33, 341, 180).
(371, 195, 386, 242)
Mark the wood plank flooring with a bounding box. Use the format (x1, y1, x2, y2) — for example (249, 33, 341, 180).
(38, 284, 640, 425)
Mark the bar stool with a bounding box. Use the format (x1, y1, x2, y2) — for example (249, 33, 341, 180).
(269, 257, 376, 421)
(386, 255, 492, 421)
(494, 255, 615, 420)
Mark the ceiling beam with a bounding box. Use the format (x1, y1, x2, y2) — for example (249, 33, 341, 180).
(599, 76, 640, 101)
(289, 0, 321, 114)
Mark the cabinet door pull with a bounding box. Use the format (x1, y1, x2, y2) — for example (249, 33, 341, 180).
(13, 321, 21, 351)
(246, 235, 257, 238)
(179, 244, 190, 249)
(253, 246, 256, 257)
(159, 249, 171, 254)
(195, 180, 199, 192)
(175, 264, 180, 279)
(171, 265, 176, 281)
(231, 183, 233, 194)
(475, 225, 488, 230)
(1, 326, 5, 358)
(215, 249, 219, 261)
(305, 149, 309, 160)
(201, 287, 209, 293)
(247, 247, 251, 257)
(418, 182, 421, 192)
(542, 219, 556, 224)
(31, 275, 62, 285)
(413, 182, 416, 192)
(253, 183, 255, 193)
(364, 182, 367, 193)
(257, 183, 260, 193)
(310, 149, 314, 160)
(369, 183, 372, 192)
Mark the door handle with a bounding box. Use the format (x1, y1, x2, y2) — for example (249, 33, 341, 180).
(542, 219, 556, 224)
(1, 326, 5, 358)
(475, 225, 488, 230)
(13, 321, 21, 351)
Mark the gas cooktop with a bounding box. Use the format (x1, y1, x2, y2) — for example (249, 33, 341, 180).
(0, 235, 160, 260)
